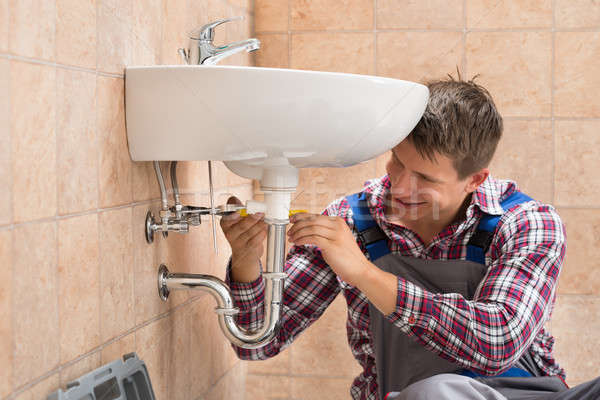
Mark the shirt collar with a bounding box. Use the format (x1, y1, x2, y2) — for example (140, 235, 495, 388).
(470, 175, 504, 216)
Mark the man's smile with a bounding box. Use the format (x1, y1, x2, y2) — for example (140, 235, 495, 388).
(393, 197, 427, 207)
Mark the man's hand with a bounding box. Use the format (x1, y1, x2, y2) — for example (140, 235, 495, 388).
(220, 196, 267, 282)
(287, 213, 371, 287)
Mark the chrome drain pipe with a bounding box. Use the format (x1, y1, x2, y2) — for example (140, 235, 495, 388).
(158, 222, 287, 349)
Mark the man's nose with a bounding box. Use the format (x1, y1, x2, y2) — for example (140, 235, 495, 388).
(390, 171, 416, 195)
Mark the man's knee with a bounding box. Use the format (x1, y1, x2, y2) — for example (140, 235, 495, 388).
(387, 373, 506, 400)
(390, 374, 465, 400)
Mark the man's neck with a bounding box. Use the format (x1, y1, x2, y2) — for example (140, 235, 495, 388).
(448, 194, 473, 226)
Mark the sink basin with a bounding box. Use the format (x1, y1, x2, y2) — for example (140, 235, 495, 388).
(125, 65, 428, 167)
(125, 65, 428, 219)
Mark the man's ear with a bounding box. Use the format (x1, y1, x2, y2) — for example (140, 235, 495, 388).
(464, 168, 489, 193)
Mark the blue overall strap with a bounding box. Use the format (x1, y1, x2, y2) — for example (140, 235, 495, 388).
(466, 191, 534, 265)
(346, 192, 390, 261)
(460, 366, 532, 379)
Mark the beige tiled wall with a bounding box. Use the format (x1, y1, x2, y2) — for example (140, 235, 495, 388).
(0, 0, 255, 399)
(251, 0, 600, 398)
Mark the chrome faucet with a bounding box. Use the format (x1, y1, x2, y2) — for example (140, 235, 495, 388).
(179, 16, 261, 65)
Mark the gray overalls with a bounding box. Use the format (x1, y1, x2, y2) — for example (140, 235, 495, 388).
(347, 192, 600, 400)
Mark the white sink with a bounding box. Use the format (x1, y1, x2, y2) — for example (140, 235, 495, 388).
(125, 65, 428, 166)
(125, 65, 428, 219)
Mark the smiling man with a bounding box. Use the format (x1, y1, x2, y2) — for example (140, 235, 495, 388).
(220, 77, 600, 399)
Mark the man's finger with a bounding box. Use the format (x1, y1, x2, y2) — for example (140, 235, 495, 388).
(226, 213, 265, 242)
(290, 213, 339, 224)
(288, 215, 337, 236)
(289, 212, 318, 223)
(221, 210, 241, 225)
(292, 235, 327, 249)
(247, 228, 268, 248)
(289, 226, 335, 243)
(242, 220, 268, 244)
(288, 221, 336, 238)
(221, 196, 244, 223)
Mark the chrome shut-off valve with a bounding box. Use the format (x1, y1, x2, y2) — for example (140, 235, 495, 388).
(144, 161, 244, 245)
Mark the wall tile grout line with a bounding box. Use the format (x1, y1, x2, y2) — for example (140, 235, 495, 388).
(373, 0, 377, 76)
(287, 0, 293, 377)
(198, 360, 245, 400)
(503, 116, 600, 121)
(96, 206, 102, 385)
(552, 117, 600, 121)
(158, 0, 165, 67)
(131, 205, 139, 394)
(557, 293, 600, 298)
(247, 371, 359, 379)
(251, 0, 256, 46)
(95, 0, 103, 372)
(50, 6, 63, 386)
(288, 0, 291, 68)
(54, 4, 62, 380)
(252, 26, 600, 35)
(554, 206, 600, 210)
(0, 53, 123, 79)
(462, 0, 467, 77)
(7, 44, 15, 400)
(551, 0, 557, 206)
(126, 46, 135, 374)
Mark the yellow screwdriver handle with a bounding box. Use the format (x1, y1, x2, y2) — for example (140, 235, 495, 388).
(288, 209, 308, 216)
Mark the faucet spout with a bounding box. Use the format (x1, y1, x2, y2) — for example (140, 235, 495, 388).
(200, 38, 261, 65)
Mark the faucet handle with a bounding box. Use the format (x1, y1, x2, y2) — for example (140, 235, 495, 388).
(190, 16, 245, 41)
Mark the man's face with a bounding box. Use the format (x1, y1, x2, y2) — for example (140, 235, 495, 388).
(385, 139, 481, 225)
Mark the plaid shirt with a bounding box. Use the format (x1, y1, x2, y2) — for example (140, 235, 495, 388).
(226, 174, 567, 400)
